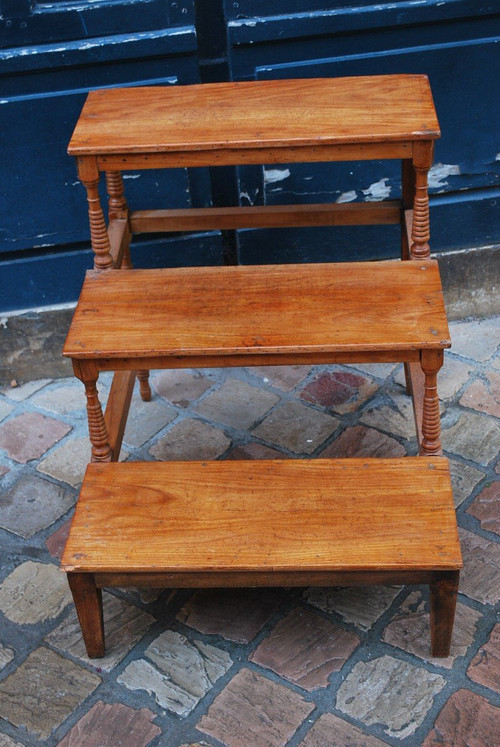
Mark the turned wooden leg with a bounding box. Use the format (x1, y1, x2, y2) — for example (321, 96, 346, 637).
(67, 573, 105, 658)
(420, 349, 443, 456)
(410, 141, 433, 260)
(73, 361, 112, 462)
(77, 158, 113, 270)
(401, 159, 414, 261)
(106, 171, 133, 269)
(137, 370, 152, 402)
(430, 570, 460, 657)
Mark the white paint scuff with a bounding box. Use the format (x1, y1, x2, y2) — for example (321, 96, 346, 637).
(362, 178, 391, 202)
(264, 168, 291, 184)
(428, 163, 460, 189)
(336, 190, 357, 204)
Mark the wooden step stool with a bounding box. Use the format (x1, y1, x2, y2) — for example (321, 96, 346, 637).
(62, 74, 462, 657)
(61, 458, 461, 658)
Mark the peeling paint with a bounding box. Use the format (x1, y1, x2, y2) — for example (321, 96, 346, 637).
(336, 190, 357, 204)
(123, 175, 141, 180)
(264, 168, 291, 184)
(496, 153, 500, 161)
(362, 178, 391, 202)
(428, 163, 461, 189)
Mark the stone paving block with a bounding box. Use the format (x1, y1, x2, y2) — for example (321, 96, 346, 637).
(361, 392, 417, 440)
(253, 401, 339, 454)
(227, 442, 285, 460)
(436, 356, 475, 400)
(118, 630, 232, 717)
(300, 712, 388, 747)
(467, 481, 500, 535)
(0, 643, 14, 670)
(449, 317, 500, 361)
(467, 622, 500, 693)
(1, 379, 51, 401)
(300, 370, 378, 414)
(0, 733, 26, 747)
(47, 592, 155, 671)
(123, 393, 176, 447)
(37, 436, 91, 488)
(442, 412, 499, 464)
(252, 365, 312, 391)
(459, 369, 500, 417)
(0, 474, 74, 539)
(0, 646, 100, 739)
(303, 586, 401, 631)
(0, 412, 71, 464)
(336, 655, 445, 739)
(319, 425, 406, 458)
(177, 588, 282, 643)
(46, 517, 72, 560)
(382, 591, 481, 668)
(422, 689, 500, 746)
(57, 701, 162, 747)
(194, 379, 279, 429)
(250, 606, 359, 691)
(0, 400, 14, 423)
(0, 463, 9, 477)
(197, 668, 314, 747)
(449, 459, 484, 507)
(351, 362, 399, 378)
(31, 383, 86, 415)
(149, 418, 231, 461)
(0, 561, 72, 624)
(152, 369, 213, 406)
(458, 527, 500, 605)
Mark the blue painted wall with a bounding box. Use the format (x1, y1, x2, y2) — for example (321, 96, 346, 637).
(1, 0, 499, 311)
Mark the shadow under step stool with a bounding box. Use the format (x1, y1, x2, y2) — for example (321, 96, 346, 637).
(61, 457, 462, 659)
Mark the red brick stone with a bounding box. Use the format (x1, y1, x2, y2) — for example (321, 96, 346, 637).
(300, 370, 377, 414)
(197, 668, 314, 746)
(320, 425, 405, 458)
(423, 689, 500, 746)
(459, 370, 500, 417)
(300, 713, 387, 746)
(467, 481, 500, 536)
(0, 412, 71, 463)
(250, 607, 359, 690)
(57, 701, 161, 746)
(0, 464, 9, 477)
(45, 517, 73, 560)
(177, 588, 282, 643)
(467, 623, 500, 694)
(227, 442, 285, 460)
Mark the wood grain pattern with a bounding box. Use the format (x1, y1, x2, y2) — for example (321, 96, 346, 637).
(61, 458, 462, 574)
(63, 260, 450, 361)
(129, 202, 401, 233)
(68, 76, 439, 156)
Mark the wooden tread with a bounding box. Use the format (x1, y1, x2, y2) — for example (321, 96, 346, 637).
(64, 260, 450, 364)
(68, 76, 439, 156)
(61, 458, 461, 577)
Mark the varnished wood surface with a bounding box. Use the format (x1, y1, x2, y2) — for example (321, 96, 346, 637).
(68, 76, 440, 156)
(129, 201, 401, 234)
(61, 458, 462, 574)
(64, 260, 450, 361)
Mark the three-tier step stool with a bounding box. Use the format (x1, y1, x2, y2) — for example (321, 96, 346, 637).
(60, 75, 462, 658)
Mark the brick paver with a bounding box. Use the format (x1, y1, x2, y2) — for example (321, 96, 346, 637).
(0, 315, 498, 746)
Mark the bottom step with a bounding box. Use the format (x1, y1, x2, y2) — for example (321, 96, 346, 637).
(61, 458, 462, 657)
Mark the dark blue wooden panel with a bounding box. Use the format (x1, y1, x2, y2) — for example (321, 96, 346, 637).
(226, 2, 500, 262)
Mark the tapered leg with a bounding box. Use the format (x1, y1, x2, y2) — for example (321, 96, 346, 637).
(67, 573, 105, 658)
(430, 570, 460, 657)
(420, 348, 443, 456)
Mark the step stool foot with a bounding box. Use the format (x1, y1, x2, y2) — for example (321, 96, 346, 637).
(430, 570, 460, 657)
(137, 370, 152, 402)
(67, 572, 105, 658)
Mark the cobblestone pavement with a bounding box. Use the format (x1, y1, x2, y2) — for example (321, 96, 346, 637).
(0, 315, 499, 746)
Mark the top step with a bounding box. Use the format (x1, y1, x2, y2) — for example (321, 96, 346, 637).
(64, 260, 450, 364)
(68, 75, 440, 157)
